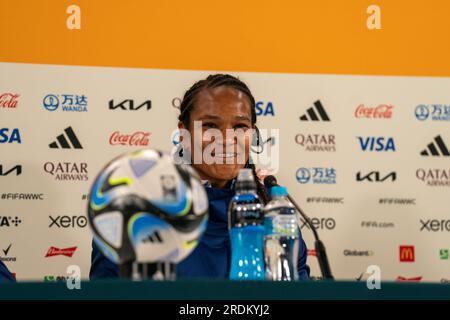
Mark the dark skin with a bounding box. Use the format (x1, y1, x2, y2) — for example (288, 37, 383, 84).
(178, 86, 253, 188)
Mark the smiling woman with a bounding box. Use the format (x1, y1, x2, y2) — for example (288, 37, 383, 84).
(177, 75, 261, 189)
(89, 74, 310, 280)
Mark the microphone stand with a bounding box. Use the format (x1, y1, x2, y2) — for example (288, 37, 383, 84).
(286, 194, 334, 280)
(264, 176, 334, 280)
(120, 261, 176, 280)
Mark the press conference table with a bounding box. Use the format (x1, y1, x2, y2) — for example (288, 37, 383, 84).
(0, 280, 449, 300)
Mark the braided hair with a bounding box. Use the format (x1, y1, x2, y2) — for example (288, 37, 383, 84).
(178, 74, 269, 204)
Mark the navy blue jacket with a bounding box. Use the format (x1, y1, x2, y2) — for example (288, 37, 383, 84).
(90, 186, 310, 280)
(0, 261, 15, 283)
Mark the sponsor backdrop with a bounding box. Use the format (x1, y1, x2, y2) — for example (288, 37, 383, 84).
(0, 0, 449, 283)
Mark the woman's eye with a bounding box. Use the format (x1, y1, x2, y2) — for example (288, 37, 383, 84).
(203, 123, 217, 129)
(234, 124, 250, 130)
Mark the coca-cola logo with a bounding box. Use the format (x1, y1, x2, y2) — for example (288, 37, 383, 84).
(45, 246, 77, 258)
(0, 93, 20, 109)
(355, 104, 393, 119)
(109, 131, 151, 146)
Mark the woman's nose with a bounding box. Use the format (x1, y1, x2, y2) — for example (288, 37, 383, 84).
(213, 128, 233, 145)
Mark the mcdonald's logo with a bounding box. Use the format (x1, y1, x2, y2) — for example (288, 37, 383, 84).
(399, 245, 415, 262)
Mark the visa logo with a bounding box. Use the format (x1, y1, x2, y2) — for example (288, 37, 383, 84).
(0, 128, 21, 144)
(255, 101, 275, 116)
(357, 136, 395, 152)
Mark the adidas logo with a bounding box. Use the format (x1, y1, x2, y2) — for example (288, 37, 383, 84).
(49, 127, 83, 149)
(300, 100, 330, 121)
(420, 135, 449, 157)
(143, 231, 163, 243)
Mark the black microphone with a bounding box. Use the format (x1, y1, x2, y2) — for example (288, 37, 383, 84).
(264, 175, 334, 280)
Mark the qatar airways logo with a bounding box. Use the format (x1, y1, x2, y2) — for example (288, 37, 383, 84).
(355, 104, 393, 119)
(416, 168, 450, 187)
(295, 134, 336, 152)
(109, 131, 151, 146)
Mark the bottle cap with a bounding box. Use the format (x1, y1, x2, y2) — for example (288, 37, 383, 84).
(271, 186, 288, 197)
(237, 168, 255, 182)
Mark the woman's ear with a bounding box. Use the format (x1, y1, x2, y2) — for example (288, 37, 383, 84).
(177, 121, 192, 151)
(178, 121, 186, 143)
(174, 121, 192, 164)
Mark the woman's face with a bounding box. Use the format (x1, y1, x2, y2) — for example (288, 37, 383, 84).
(179, 86, 253, 188)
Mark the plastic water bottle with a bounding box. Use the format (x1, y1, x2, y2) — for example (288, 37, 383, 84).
(228, 169, 265, 280)
(264, 186, 300, 281)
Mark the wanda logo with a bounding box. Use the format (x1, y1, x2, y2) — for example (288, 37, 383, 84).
(109, 131, 151, 146)
(0, 93, 20, 108)
(355, 104, 393, 119)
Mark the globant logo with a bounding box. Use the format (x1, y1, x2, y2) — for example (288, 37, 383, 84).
(296, 167, 336, 184)
(343, 250, 375, 257)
